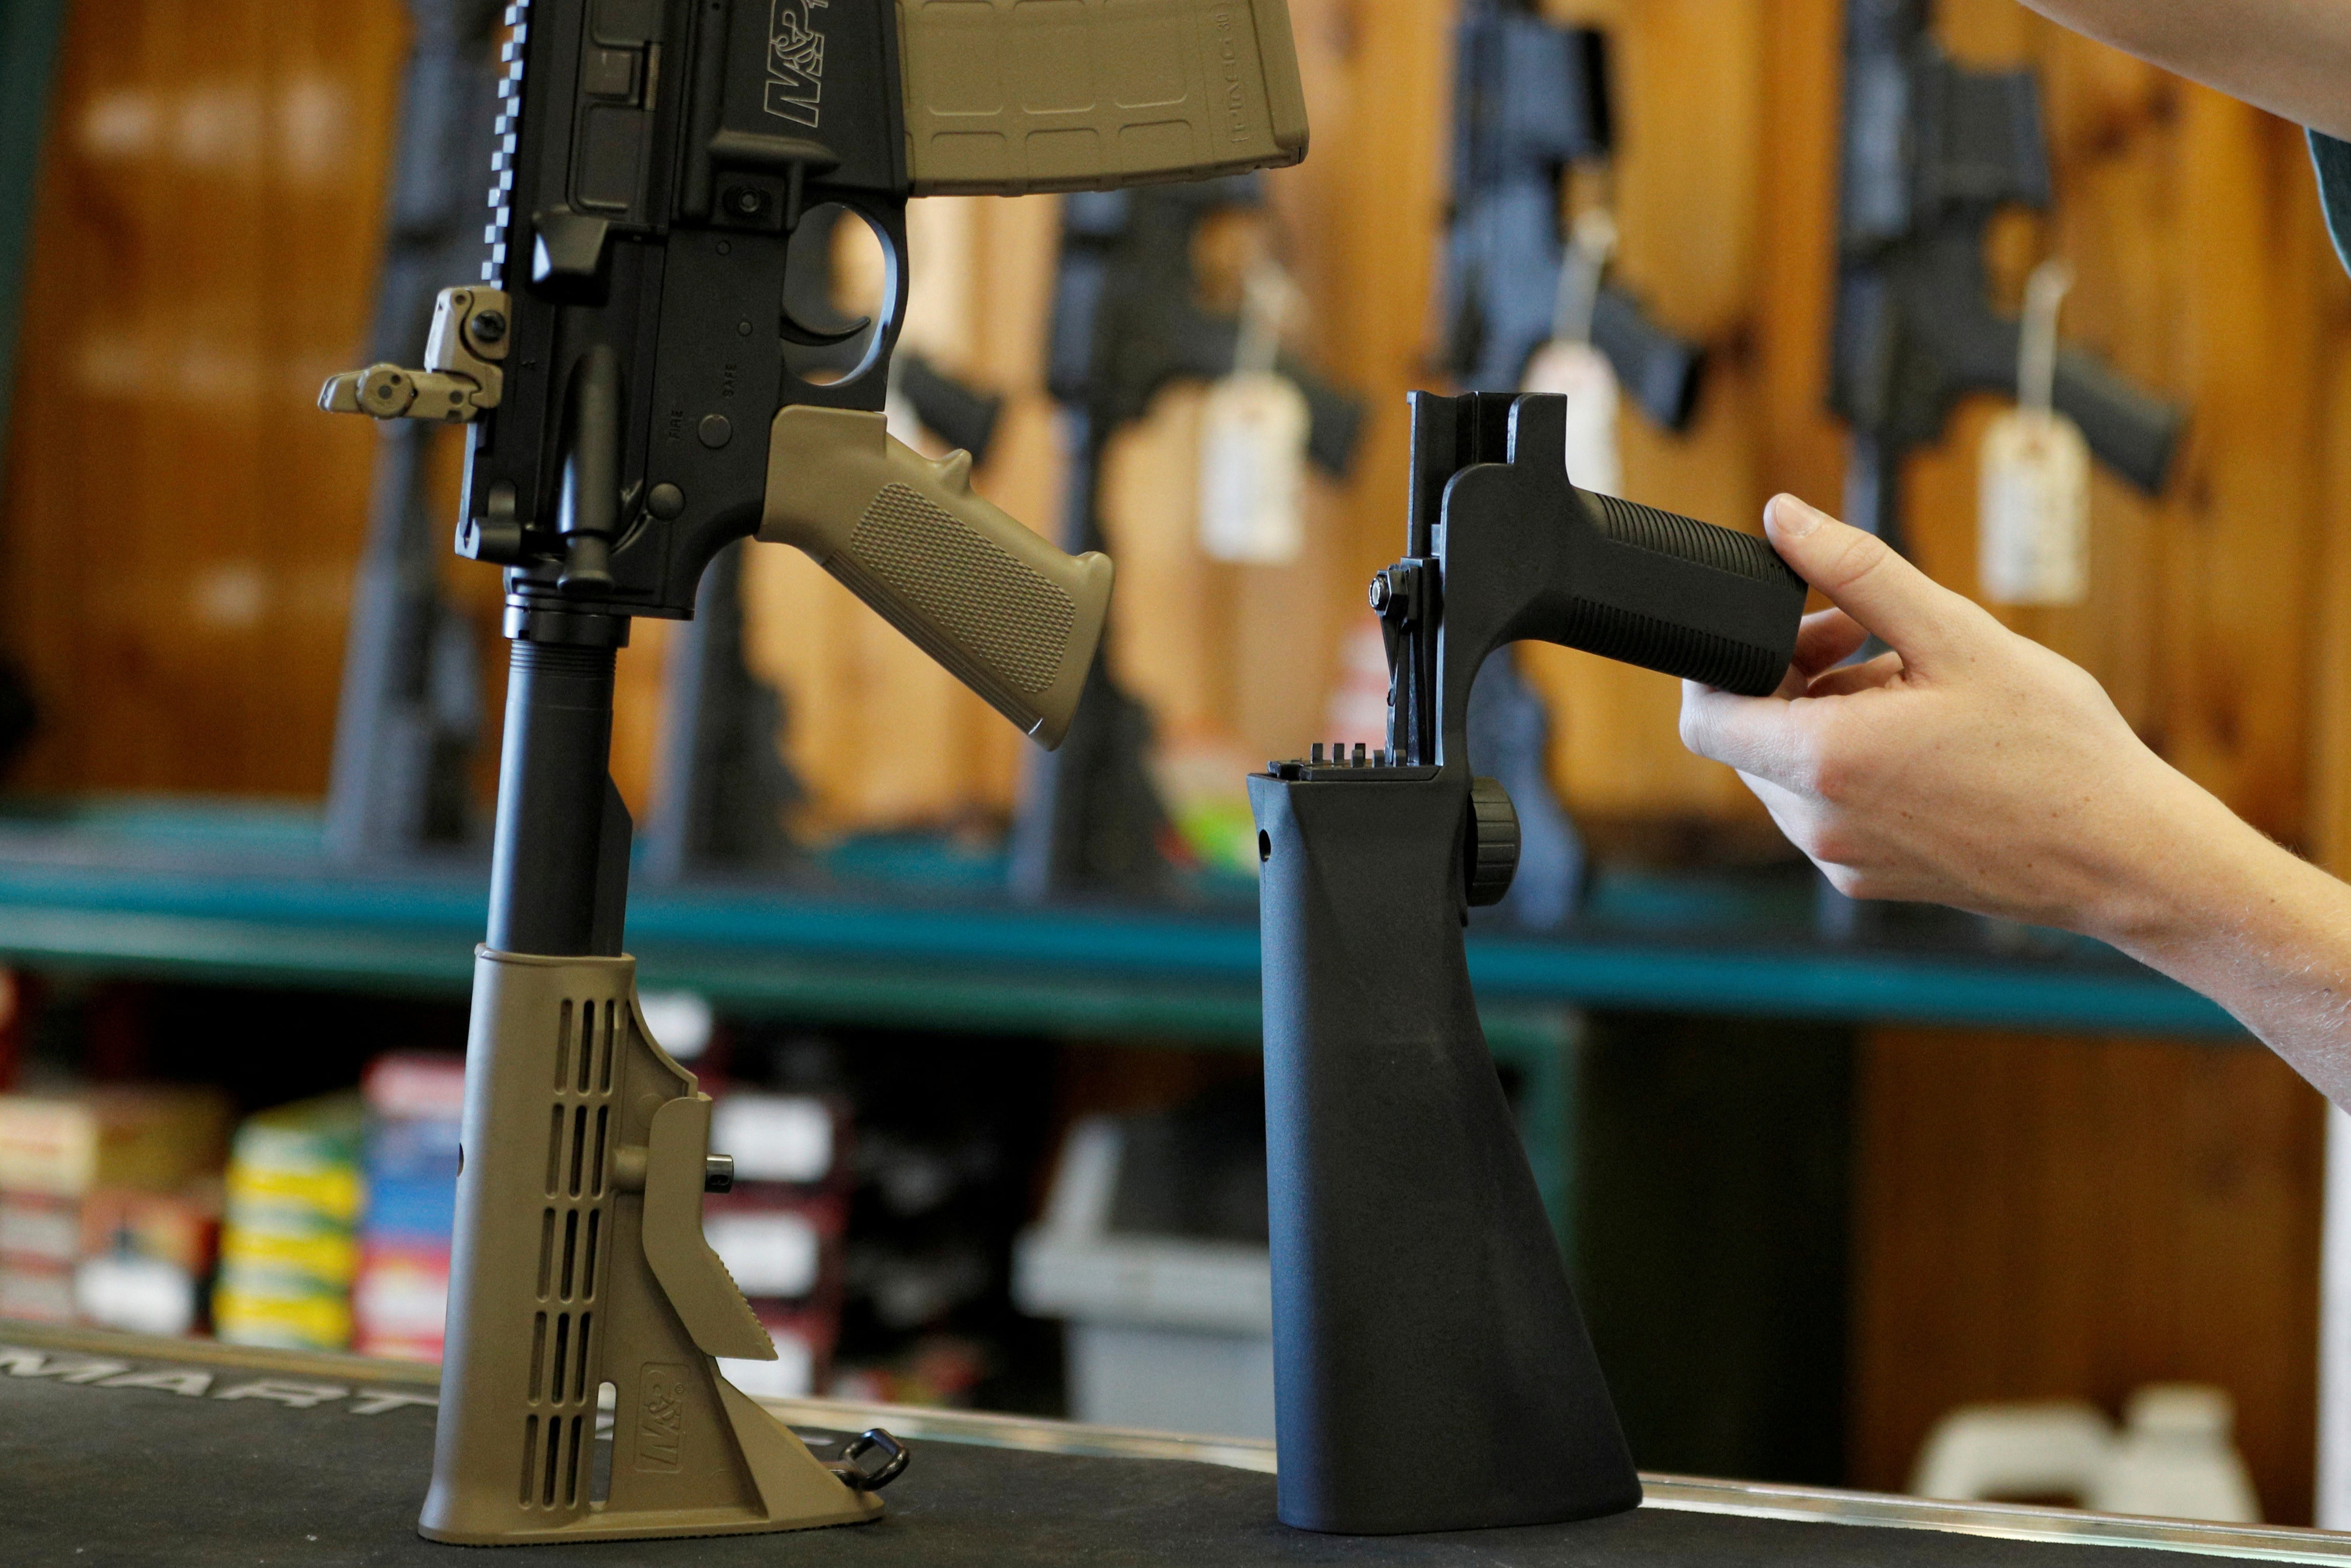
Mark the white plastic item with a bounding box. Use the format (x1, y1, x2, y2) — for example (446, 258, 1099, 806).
(1523, 341, 1621, 499)
(717, 1324, 817, 1400)
(636, 990, 714, 1062)
(1012, 1118, 1273, 1439)
(75, 1254, 197, 1337)
(709, 1092, 835, 1185)
(1910, 1384, 2260, 1523)
(1911, 1399, 2114, 1503)
(1522, 209, 1622, 498)
(703, 1208, 823, 1298)
(2090, 1385, 2261, 1524)
(1979, 260, 2091, 606)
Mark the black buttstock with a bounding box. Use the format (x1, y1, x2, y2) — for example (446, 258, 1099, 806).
(2054, 344, 2181, 495)
(896, 351, 1004, 465)
(1591, 284, 1703, 431)
(1249, 767, 1640, 1533)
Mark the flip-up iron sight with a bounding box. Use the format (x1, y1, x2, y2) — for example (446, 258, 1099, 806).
(1249, 389, 1806, 1535)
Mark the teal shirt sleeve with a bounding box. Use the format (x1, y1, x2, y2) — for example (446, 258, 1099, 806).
(2311, 129, 2351, 276)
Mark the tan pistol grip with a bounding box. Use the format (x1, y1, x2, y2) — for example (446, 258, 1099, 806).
(758, 405, 1111, 750)
(897, 0, 1309, 194)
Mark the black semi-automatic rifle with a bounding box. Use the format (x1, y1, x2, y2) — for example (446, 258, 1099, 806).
(322, 0, 1306, 1544)
(1251, 390, 1806, 1532)
(1438, 0, 1711, 931)
(325, 0, 500, 864)
(1008, 178, 1364, 901)
(1832, 0, 2184, 547)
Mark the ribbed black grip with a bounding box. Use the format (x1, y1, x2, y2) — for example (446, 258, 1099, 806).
(1590, 492, 1784, 581)
(1568, 492, 1806, 697)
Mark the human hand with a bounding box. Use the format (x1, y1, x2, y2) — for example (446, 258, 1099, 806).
(1677, 495, 2236, 940)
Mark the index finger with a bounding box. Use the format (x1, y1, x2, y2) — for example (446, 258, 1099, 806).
(1679, 679, 1819, 788)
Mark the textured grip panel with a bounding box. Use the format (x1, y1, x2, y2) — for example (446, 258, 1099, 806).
(1559, 600, 1784, 695)
(826, 485, 1083, 737)
(1563, 492, 1806, 697)
(1590, 492, 1786, 582)
(845, 484, 1076, 698)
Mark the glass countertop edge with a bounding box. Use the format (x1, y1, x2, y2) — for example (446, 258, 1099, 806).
(1638, 1474, 2351, 1562)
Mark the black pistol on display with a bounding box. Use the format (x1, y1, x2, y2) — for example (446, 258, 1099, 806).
(1832, 0, 2184, 547)
(1249, 390, 1806, 1534)
(321, 0, 1307, 1546)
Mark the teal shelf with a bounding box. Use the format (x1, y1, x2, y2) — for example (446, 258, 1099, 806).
(0, 796, 2244, 1043)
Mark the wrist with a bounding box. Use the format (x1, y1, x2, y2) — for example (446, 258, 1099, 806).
(2061, 759, 2243, 951)
(2072, 761, 2294, 965)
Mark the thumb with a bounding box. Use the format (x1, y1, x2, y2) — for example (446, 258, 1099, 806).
(1764, 495, 1977, 669)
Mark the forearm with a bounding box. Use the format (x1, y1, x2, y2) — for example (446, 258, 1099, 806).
(2020, 0, 2351, 140)
(2087, 773, 2351, 1101)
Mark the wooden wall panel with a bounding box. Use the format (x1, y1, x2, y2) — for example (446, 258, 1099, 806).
(1846, 5, 2345, 1525)
(1, 0, 403, 797)
(1850, 1030, 2325, 1523)
(7, 0, 2346, 856)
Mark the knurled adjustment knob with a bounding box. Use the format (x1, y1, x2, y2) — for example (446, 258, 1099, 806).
(1465, 776, 1520, 907)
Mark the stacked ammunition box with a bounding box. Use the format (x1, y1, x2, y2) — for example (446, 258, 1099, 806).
(351, 1053, 463, 1361)
(0, 1087, 228, 1333)
(705, 1089, 850, 1398)
(211, 1094, 364, 1350)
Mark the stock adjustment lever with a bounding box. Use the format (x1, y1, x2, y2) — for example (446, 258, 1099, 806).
(320, 286, 510, 423)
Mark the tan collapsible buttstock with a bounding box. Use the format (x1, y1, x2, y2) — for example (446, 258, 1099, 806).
(898, 0, 1309, 194)
(759, 406, 1112, 749)
(421, 950, 879, 1544)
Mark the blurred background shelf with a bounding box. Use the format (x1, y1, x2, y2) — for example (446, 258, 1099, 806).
(0, 796, 2241, 1042)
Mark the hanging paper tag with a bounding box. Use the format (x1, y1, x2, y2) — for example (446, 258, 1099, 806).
(1199, 370, 1311, 564)
(1979, 408, 2091, 605)
(1980, 258, 2089, 606)
(1523, 338, 1622, 497)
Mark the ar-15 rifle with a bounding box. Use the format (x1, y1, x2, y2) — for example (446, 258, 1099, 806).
(1832, 0, 2184, 548)
(1438, 0, 1712, 931)
(324, 0, 501, 865)
(1249, 390, 1806, 1533)
(321, 0, 1306, 1544)
(1008, 178, 1364, 900)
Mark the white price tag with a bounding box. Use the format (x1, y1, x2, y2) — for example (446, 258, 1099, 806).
(1198, 370, 1310, 565)
(1523, 338, 1622, 497)
(1978, 407, 2090, 606)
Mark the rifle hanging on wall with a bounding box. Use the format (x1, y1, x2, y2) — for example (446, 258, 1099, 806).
(323, 0, 503, 865)
(1435, 1, 1707, 930)
(1008, 178, 1364, 902)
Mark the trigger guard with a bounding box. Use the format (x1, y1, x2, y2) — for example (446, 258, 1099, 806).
(780, 307, 870, 348)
